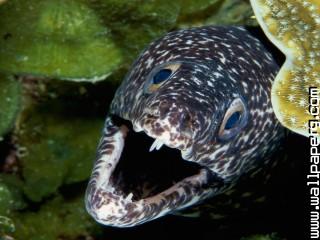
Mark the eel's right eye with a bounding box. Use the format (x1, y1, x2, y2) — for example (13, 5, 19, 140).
(152, 69, 172, 84)
(144, 62, 181, 94)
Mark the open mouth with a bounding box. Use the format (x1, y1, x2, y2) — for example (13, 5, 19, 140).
(109, 116, 204, 201)
(85, 115, 224, 227)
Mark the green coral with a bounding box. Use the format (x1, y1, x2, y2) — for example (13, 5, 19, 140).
(178, 0, 257, 27)
(93, 0, 181, 63)
(0, 216, 15, 236)
(0, 0, 122, 81)
(179, 0, 220, 15)
(0, 75, 21, 138)
(0, 0, 255, 81)
(12, 195, 101, 240)
(204, 0, 257, 26)
(17, 93, 104, 201)
(0, 175, 25, 216)
(0, 174, 26, 236)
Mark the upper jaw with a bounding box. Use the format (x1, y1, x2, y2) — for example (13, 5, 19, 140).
(132, 113, 194, 151)
(85, 115, 224, 227)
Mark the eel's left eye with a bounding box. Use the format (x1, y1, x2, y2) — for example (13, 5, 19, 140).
(218, 98, 247, 140)
(144, 62, 181, 94)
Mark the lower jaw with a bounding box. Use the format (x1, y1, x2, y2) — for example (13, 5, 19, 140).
(85, 115, 223, 227)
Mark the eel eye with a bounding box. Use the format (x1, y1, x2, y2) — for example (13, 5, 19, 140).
(144, 62, 181, 94)
(218, 98, 247, 140)
(153, 69, 172, 84)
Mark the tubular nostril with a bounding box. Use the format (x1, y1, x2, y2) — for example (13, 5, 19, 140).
(179, 112, 193, 133)
(159, 101, 171, 119)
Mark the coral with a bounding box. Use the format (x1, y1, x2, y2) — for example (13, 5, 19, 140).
(16, 85, 104, 201)
(205, 0, 257, 26)
(92, 0, 181, 63)
(0, 174, 26, 236)
(0, 174, 25, 216)
(0, 0, 255, 82)
(0, 0, 122, 81)
(251, 0, 320, 136)
(0, 75, 21, 138)
(177, 0, 257, 28)
(12, 195, 101, 240)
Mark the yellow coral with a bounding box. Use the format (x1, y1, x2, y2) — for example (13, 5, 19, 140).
(250, 0, 320, 137)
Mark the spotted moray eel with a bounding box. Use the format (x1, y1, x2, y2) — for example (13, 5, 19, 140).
(85, 26, 285, 227)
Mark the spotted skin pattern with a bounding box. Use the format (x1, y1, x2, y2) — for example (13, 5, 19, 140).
(85, 26, 285, 227)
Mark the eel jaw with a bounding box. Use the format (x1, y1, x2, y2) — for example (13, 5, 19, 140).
(85, 116, 224, 227)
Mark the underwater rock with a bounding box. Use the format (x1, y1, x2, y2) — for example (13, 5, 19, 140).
(0, 0, 122, 81)
(0, 75, 21, 139)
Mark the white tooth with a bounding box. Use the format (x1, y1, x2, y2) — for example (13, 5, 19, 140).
(149, 139, 158, 152)
(133, 124, 143, 132)
(149, 139, 164, 152)
(155, 140, 164, 150)
(124, 192, 133, 202)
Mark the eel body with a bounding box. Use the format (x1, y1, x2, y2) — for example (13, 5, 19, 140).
(85, 26, 285, 227)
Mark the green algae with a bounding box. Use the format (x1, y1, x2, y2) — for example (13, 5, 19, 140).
(0, 75, 21, 138)
(0, 0, 122, 81)
(12, 195, 101, 240)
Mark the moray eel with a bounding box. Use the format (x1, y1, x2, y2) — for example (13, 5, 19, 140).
(251, 0, 320, 137)
(85, 26, 285, 227)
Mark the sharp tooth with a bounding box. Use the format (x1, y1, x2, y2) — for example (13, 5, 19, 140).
(149, 139, 158, 152)
(133, 124, 142, 132)
(149, 139, 164, 152)
(155, 140, 164, 150)
(125, 192, 133, 202)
